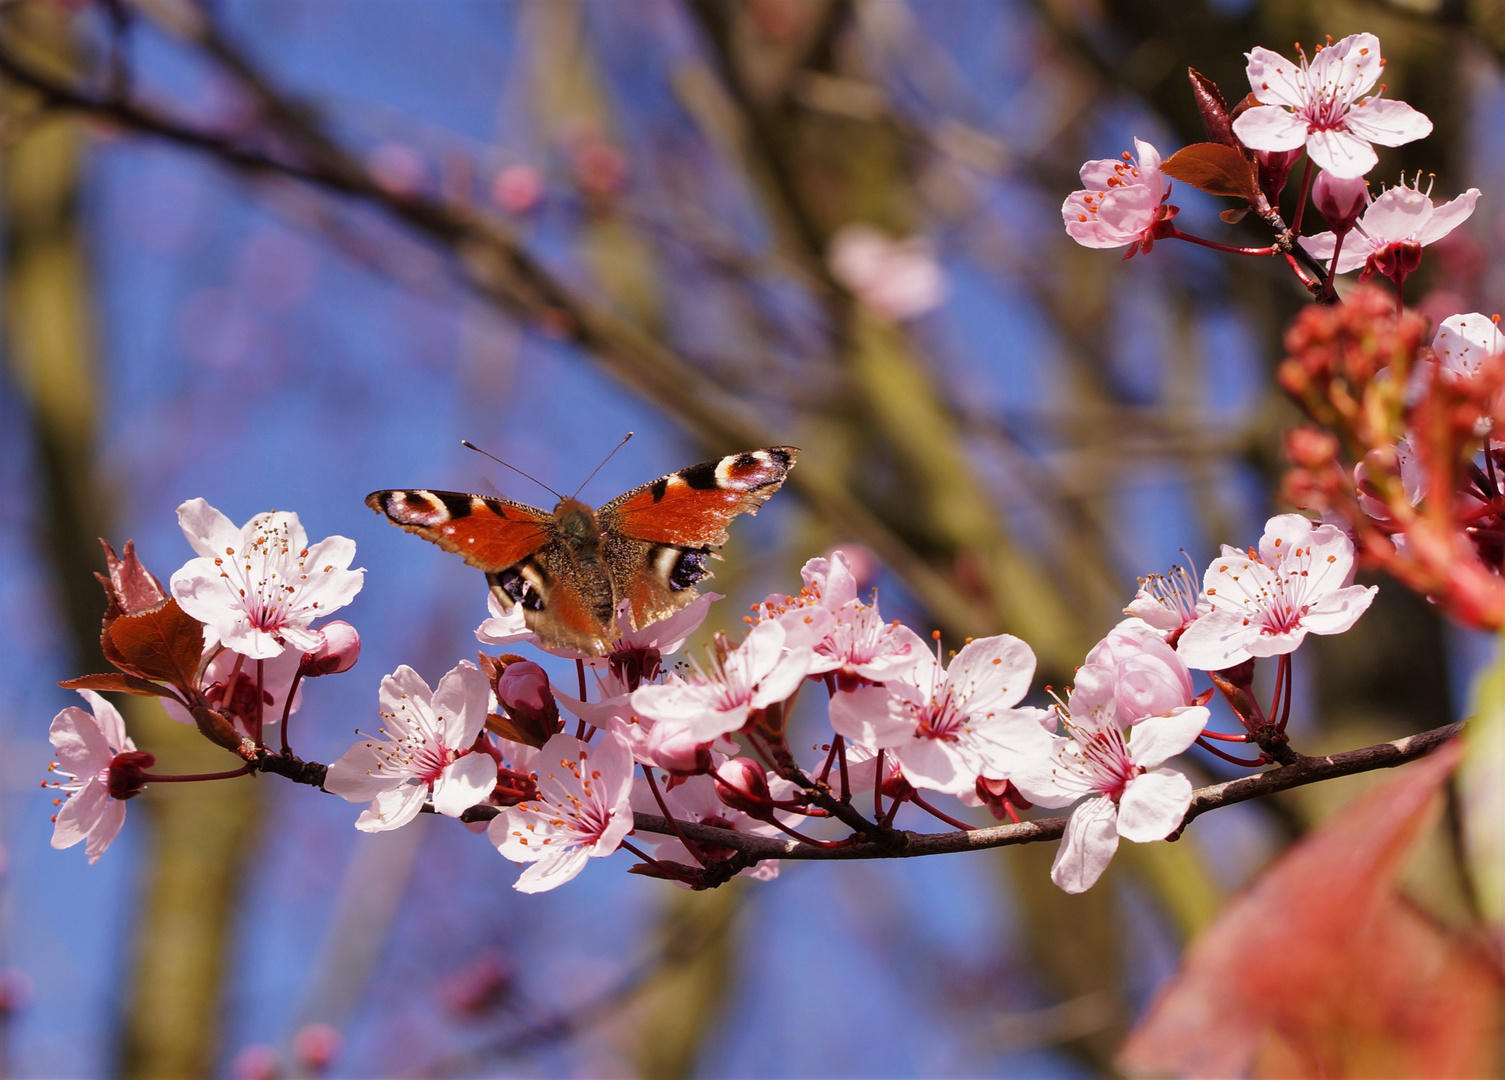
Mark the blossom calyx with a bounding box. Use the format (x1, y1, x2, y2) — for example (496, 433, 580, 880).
(301, 621, 361, 676)
(714, 757, 773, 817)
(1311, 171, 1368, 235)
(106, 750, 156, 801)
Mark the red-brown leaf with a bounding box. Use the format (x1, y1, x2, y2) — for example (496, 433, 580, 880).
(95, 538, 168, 621)
(104, 598, 205, 691)
(1119, 741, 1501, 1079)
(59, 672, 168, 697)
(1187, 68, 1238, 148)
(1162, 142, 1260, 203)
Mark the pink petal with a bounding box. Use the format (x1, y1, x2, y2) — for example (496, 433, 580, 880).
(1051, 796, 1120, 894)
(1345, 97, 1432, 148)
(378, 666, 435, 725)
(1243, 47, 1306, 109)
(1117, 768, 1193, 843)
(1310, 33, 1382, 105)
(1298, 584, 1378, 637)
(1305, 128, 1377, 180)
(324, 742, 400, 802)
(1415, 188, 1479, 246)
(1078, 156, 1127, 189)
(591, 730, 637, 805)
(1434, 313, 1504, 377)
(1231, 105, 1308, 152)
(970, 707, 1057, 780)
(513, 847, 591, 893)
(891, 736, 975, 795)
(174, 498, 241, 560)
(1257, 512, 1317, 565)
(1360, 186, 1433, 242)
(1174, 610, 1255, 670)
(354, 784, 426, 832)
(1126, 707, 1208, 771)
(49, 707, 112, 775)
(84, 798, 127, 864)
(77, 690, 130, 752)
(947, 634, 1036, 713)
(433, 661, 490, 749)
(829, 685, 916, 750)
(51, 779, 108, 850)
(433, 754, 498, 817)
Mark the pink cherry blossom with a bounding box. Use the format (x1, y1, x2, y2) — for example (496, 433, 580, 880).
(1433, 312, 1504, 380)
(1062, 139, 1173, 254)
(1300, 179, 1479, 275)
(489, 731, 635, 892)
(630, 619, 813, 743)
(302, 620, 361, 676)
(828, 634, 1053, 795)
(1010, 686, 1207, 894)
(170, 499, 363, 660)
(325, 661, 496, 831)
(47, 690, 139, 864)
(1231, 34, 1431, 179)
(1176, 514, 1378, 671)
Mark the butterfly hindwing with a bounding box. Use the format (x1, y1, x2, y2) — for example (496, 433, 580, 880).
(364, 489, 553, 572)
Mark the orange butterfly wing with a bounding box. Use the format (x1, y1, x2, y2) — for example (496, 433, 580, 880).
(364, 489, 552, 571)
(597, 447, 799, 547)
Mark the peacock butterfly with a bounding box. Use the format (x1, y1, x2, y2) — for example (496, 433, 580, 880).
(366, 447, 798, 656)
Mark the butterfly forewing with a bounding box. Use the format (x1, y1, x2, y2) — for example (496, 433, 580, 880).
(597, 447, 799, 547)
(364, 489, 552, 571)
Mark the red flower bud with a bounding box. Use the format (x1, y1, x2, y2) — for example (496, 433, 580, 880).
(292, 1023, 342, 1074)
(1256, 148, 1302, 204)
(107, 750, 156, 801)
(1286, 427, 1340, 469)
(1311, 170, 1368, 235)
(300, 621, 361, 676)
(495, 661, 560, 740)
(714, 757, 772, 816)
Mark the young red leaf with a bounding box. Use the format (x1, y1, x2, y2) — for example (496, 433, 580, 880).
(1119, 740, 1500, 1079)
(59, 672, 168, 697)
(94, 538, 168, 622)
(1162, 142, 1260, 203)
(1187, 68, 1238, 148)
(104, 598, 205, 692)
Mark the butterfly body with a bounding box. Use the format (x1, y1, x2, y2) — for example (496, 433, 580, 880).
(367, 447, 798, 655)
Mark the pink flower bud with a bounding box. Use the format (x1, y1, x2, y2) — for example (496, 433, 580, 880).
(496, 661, 560, 738)
(1311, 170, 1368, 234)
(645, 725, 713, 777)
(107, 750, 156, 801)
(714, 756, 772, 816)
(301, 621, 361, 676)
(1115, 650, 1195, 723)
(439, 952, 514, 1019)
(292, 1023, 342, 1075)
(230, 1044, 282, 1080)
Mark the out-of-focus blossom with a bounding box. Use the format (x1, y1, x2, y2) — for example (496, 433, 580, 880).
(491, 164, 543, 215)
(1231, 34, 1431, 178)
(827, 224, 948, 321)
(1300, 179, 1479, 279)
(230, 1045, 282, 1080)
(829, 634, 1052, 795)
(367, 141, 427, 196)
(292, 1022, 343, 1076)
(489, 731, 635, 892)
(47, 690, 140, 864)
(1062, 139, 1173, 255)
(325, 662, 496, 831)
(1177, 514, 1377, 670)
(170, 499, 363, 660)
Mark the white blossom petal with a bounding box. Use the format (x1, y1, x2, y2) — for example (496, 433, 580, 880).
(1126, 707, 1208, 770)
(354, 783, 427, 833)
(1117, 768, 1193, 843)
(1230, 105, 1308, 151)
(1051, 796, 1120, 894)
(433, 754, 498, 817)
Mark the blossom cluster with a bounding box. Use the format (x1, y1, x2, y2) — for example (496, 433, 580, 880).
(46, 497, 1377, 895)
(1062, 32, 1476, 301)
(1062, 30, 1504, 630)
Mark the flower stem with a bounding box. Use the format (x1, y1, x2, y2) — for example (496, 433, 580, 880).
(1323, 231, 1347, 300)
(279, 668, 305, 757)
(910, 792, 976, 831)
(1169, 228, 1275, 256)
(254, 658, 265, 747)
(575, 660, 588, 741)
(837, 736, 851, 802)
(873, 749, 885, 820)
(143, 764, 254, 783)
(644, 765, 708, 866)
(1198, 728, 1253, 742)
(1195, 737, 1266, 768)
(1291, 155, 1314, 235)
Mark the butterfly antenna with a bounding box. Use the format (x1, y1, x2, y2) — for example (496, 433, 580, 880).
(571, 432, 635, 500)
(460, 440, 563, 501)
